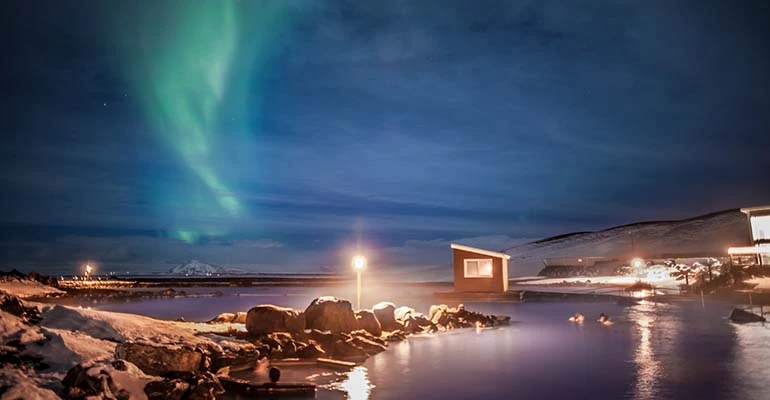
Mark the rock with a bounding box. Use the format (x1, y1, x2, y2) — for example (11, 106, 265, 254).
(395, 306, 432, 333)
(306, 329, 336, 349)
(145, 379, 190, 400)
(115, 342, 205, 376)
(209, 313, 235, 323)
(372, 302, 400, 332)
(245, 305, 305, 336)
(304, 297, 358, 333)
(209, 345, 261, 372)
(347, 334, 387, 355)
(296, 342, 326, 359)
(355, 310, 382, 337)
(62, 364, 120, 399)
(187, 371, 225, 400)
(381, 330, 407, 342)
(111, 359, 128, 371)
(330, 339, 368, 358)
(0, 294, 39, 321)
(233, 312, 247, 324)
(730, 308, 767, 323)
(429, 304, 449, 325)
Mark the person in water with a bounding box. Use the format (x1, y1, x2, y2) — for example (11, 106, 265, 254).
(568, 312, 585, 323)
(597, 313, 611, 324)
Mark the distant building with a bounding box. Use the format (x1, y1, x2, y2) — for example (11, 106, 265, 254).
(450, 243, 510, 292)
(728, 205, 770, 266)
(539, 256, 623, 277)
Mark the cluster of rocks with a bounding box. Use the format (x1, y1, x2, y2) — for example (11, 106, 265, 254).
(0, 294, 48, 371)
(224, 296, 510, 361)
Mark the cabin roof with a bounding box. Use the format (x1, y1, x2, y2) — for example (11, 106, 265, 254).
(450, 243, 511, 260)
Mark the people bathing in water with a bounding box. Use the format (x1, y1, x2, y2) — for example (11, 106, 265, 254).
(568, 312, 585, 323)
(597, 313, 612, 325)
(568, 312, 611, 325)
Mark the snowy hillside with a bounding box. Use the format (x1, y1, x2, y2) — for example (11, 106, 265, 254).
(166, 259, 242, 276)
(505, 209, 750, 277)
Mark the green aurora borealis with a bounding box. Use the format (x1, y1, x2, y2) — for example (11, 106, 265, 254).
(118, 1, 294, 243)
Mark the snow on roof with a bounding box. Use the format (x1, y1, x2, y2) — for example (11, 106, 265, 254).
(450, 243, 511, 259)
(741, 205, 770, 215)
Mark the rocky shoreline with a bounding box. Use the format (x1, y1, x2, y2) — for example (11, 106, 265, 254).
(1, 287, 509, 400)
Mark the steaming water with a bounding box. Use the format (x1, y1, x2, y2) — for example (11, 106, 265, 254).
(88, 288, 770, 400)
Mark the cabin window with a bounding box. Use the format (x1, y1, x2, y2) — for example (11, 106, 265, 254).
(464, 259, 493, 278)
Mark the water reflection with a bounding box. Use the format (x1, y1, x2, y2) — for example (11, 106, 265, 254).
(633, 315, 660, 399)
(338, 366, 373, 400)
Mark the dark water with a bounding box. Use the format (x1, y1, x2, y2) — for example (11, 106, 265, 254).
(88, 288, 770, 400)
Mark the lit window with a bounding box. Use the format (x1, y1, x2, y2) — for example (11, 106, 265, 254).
(464, 259, 493, 278)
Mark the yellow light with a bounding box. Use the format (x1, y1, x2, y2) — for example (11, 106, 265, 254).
(631, 258, 645, 269)
(728, 246, 770, 255)
(85, 264, 93, 274)
(352, 255, 367, 271)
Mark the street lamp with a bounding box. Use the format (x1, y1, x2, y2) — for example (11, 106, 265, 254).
(84, 263, 93, 281)
(352, 255, 367, 310)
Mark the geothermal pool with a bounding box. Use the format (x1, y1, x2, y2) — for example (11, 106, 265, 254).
(89, 288, 770, 400)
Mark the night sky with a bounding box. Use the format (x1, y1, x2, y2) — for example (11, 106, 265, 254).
(3, 1, 769, 275)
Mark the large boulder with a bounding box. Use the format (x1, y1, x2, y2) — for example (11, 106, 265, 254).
(355, 310, 382, 337)
(304, 297, 358, 333)
(730, 308, 766, 323)
(115, 342, 205, 376)
(245, 305, 305, 336)
(372, 302, 400, 332)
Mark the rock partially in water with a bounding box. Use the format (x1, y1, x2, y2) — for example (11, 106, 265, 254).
(296, 342, 326, 359)
(233, 312, 247, 324)
(304, 297, 358, 333)
(115, 342, 205, 376)
(145, 379, 190, 400)
(372, 301, 400, 332)
(209, 312, 236, 323)
(245, 305, 305, 336)
(730, 308, 766, 323)
(355, 309, 382, 337)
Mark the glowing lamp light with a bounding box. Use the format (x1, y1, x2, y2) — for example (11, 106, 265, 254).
(351, 254, 367, 310)
(85, 264, 93, 274)
(352, 255, 367, 271)
(631, 258, 645, 269)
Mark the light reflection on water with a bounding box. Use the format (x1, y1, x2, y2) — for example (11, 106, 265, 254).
(632, 305, 661, 399)
(338, 367, 373, 400)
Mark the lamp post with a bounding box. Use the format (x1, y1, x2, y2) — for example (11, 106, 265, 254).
(352, 255, 367, 310)
(84, 263, 93, 281)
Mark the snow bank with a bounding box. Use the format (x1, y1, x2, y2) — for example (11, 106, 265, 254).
(0, 367, 61, 400)
(0, 279, 64, 299)
(2, 299, 255, 398)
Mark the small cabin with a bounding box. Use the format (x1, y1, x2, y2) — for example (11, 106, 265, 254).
(729, 205, 770, 266)
(450, 243, 510, 292)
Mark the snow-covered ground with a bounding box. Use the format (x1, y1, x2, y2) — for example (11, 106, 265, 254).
(1, 296, 254, 399)
(167, 259, 245, 276)
(0, 279, 64, 298)
(514, 270, 683, 290)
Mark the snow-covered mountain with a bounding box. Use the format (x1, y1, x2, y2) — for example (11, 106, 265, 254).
(167, 260, 233, 276)
(505, 209, 751, 277)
